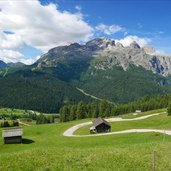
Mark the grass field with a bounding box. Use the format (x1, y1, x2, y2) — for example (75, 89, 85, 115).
(0, 109, 171, 171)
(120, 108, 166, 119)
(74, 109, 169, 135)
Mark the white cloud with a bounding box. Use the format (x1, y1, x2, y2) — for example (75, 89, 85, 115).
(0, 49, 35, 65)
(0, 31, 24, 49)
(0, 0, 93, 63)
(75, 5, 82, 11)
(116, 35, 151, 47)
(20, 58, 35, 65)
(36, 55, 41, 60)
(0, 49, 24, 63)
(96, 23, 123, 35)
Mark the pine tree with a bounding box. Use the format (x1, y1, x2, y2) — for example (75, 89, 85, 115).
(111, 107, 119, 116)
(49, 115, 54, 123)
(76, 101, 87, 119)
(69, 105, 77, 121)
(167, 103, 171, 116)
(105, 105, 111, 117)
(86, 103, 92, 118)
(60, 106, 69, 122)
(59, 107, 64, 122)
(92, 104, 99, 118)
(99, 100, 108, 117)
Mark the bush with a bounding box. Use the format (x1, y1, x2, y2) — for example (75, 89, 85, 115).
(13, 121, 19, 126)
(1, 121, 10, 127)
(0, 120, 19, 127)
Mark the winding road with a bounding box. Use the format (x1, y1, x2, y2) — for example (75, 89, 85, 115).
(63, 112, 171, 137)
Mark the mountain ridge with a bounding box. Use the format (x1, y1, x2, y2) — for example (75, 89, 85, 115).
(0, 60, 8, 68)
(0, 37, 171, 112)
(36, 37, 171, 77)
(32, 38, 171, 104)
(0, 60, 25, 68)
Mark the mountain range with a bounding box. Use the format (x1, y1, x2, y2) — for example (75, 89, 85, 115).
(36, 38, 171, 77)
(0, 60, 25, 68)
(0, 60, 8, 68)
(0, 37, 171, 112)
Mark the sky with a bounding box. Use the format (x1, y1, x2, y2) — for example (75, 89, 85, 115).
(0, 0, 171, 64)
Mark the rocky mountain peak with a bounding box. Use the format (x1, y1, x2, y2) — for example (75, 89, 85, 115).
(115, 42, 124, 48)
(0, 60, 7, 68)
(7, 62, 25, 67)
(130, 41, 140, 49)
(68, 42, 81, 49)
(36, 37, 171, 77)
(143, 46, 156, 55)
(86, 37, 115, 49)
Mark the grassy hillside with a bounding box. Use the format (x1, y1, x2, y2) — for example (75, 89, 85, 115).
(75, 109, 169, 135)
(0, 109, 171, 170)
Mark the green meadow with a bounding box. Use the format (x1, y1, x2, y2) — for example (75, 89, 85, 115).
(0, 109, 171, 171)
(75, 109, 169, 135)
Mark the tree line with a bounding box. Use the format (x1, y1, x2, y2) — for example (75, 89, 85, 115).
(60, 94, 171, 122)
(0, 112, 59, 125)
(0, 120, 19, 128)
(36, 114, 58, 124)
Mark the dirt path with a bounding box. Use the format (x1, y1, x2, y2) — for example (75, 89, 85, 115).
(19, 122, 31, 126)
(69, 129, 171, 137)
(63, 112, 169, 137)
(76, 87, 116, 105)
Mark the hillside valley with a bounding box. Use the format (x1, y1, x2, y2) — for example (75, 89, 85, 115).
(1, 38, 171, 112)
(1, 1, 171, 171)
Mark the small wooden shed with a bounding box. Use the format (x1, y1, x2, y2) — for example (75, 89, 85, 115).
(135, 110, 141, 113)
(2, 128, 23, 144)
(90, 117, 111, 134)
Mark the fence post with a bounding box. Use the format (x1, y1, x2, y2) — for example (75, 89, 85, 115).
(163, 129, 166, 142)
(152, 151, 156, 171)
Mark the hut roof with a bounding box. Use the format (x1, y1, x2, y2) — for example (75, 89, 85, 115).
(92, 117, 110, 127)
(2, 128, 23, 138)
(90, 126, 96, 130)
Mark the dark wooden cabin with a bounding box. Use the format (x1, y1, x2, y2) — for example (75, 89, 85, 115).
(90, 117, 111, 134)
(2, 128, 23, 144)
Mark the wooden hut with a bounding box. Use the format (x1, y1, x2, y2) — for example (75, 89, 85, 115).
(2, 128, 23, 144)
(90, 117, 111, 134)
(135, 110, 141, 113)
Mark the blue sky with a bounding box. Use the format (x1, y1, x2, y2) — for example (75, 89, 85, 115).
(0, 0, 171, 64)
(47, 0, 171, 51)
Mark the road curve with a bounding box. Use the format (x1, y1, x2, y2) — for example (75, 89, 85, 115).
(63, 112, 170, 137)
